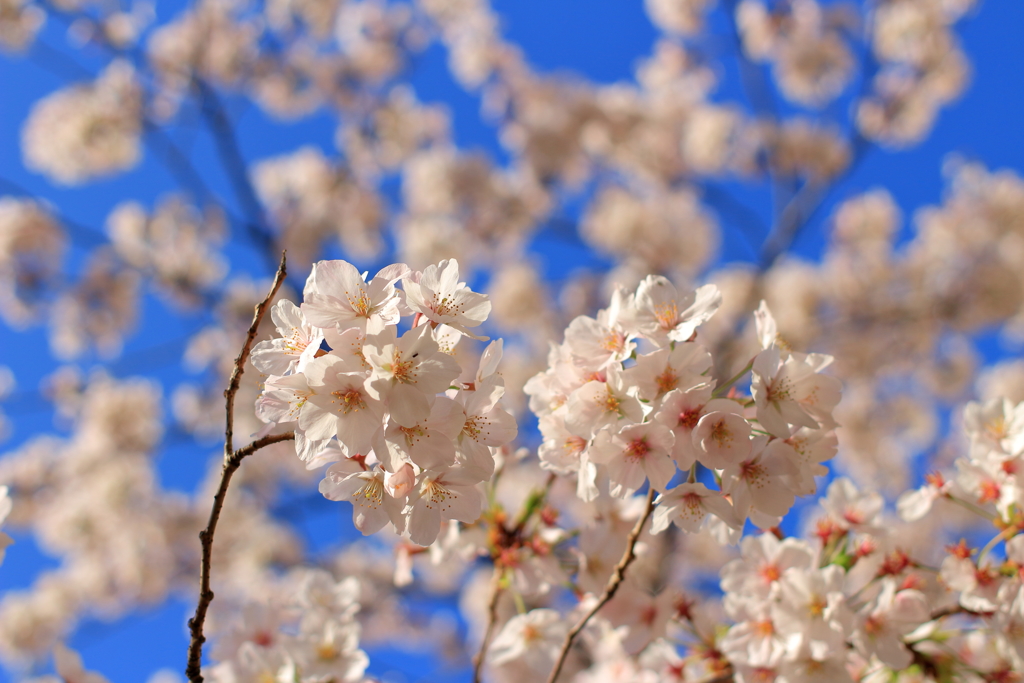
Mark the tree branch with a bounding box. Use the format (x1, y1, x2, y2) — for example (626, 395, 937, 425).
(184, 431, 295, 683)
(185, 252, 289, 683)
(472, 568, 505, 683)
(223, 252, 287, 457)
(544, 488, 657, 683)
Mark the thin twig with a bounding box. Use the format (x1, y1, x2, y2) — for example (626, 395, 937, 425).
(223, 252, 287, 457)
(472, 568, 505, 683)
(544, 488, 657, 683)
(185, 253, 288, 683)
(184, 431, 295, 683)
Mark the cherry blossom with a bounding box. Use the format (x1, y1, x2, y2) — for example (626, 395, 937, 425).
(624, 342, 712, 401)
(627, 276, 722, 346)
(564, 287, 637, 371)
(251, 300, 324, 375)
(405, 464, 485, 546)
(589, 421, 676, 497)
(488, 609, 567, 674)
(303, 354, 383, 456)
(403, 259, 491, 339)
(319, 461, 407, 535)
(363, 323, 461, 428)
(652, 384, 716, 469)
(850, 578, 930, 669)
(691, 400, 753, 469)
(751, 347, 841, 438)
(301, 260, 409, 334)
(651, 482, 740, 534)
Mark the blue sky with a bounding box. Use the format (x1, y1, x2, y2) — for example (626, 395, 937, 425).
(1, 1, 1023, 681)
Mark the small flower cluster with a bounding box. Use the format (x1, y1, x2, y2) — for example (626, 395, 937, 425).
(525, 278, 842, 537)
(891, 397, 1024, 675)
(207, 569, 370, 683)
(21, 60, 143, 185)
(254, 258, 517, 546)
(718, 501, 932, 682)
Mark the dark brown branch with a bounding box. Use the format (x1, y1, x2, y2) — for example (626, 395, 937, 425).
(185, 253, 289, 683)
(545, 488, 657, 683)
(184, 431, 295, 683)
(472, 569, 505, 683)
(223, 252, 287, 457)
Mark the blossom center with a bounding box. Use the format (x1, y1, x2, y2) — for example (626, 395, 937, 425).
(355, 476, 384, 509)
(564, 435, 587, 458)
(424, 479, 455, 510)
(399, 424, 426, 444)
(710, 419, 734, 447)
(346, 288, 373, 317)
(624, 437, 650, 462)
(766, 378, 791, 404)
(655, 368, 678, 395)
(601, 387, 621, 414)
(317, 642, 340, 661)
(332, 388, 367, 414)
(978, 479, 1000, 503)
(654, 301, 679, 330)
(678, 407, 702, 431)
(601, 330, 625, 354)
(807, 595, 826, 618)
(759, 563, 781, 583)
(463, 416, 482, 440)
(389, 353, 416, 383)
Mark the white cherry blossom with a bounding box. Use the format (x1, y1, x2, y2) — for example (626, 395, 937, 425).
(364, 323, 461, 427)
(373, 395, 464, 472)
(250, 300, 324, 375)
(850, 578, 929, 669)
(488, 608, 567, 674)
(451, 379, 517, 479)
(653, 384, 715, 469)
(651, 482, 740, 534)
(304, 354, 383, 456)
(590, 421, 676, 497)
(627, 276, 722, 346)
(771, 565, 852, 662)
(722, 435, 799, 523)
(301, 259, 409, 334)
(319, 460, 407, 535)
(403, 258, 491, 339)
(692, 400, 753, 469)
(751, 347, 841, 438)
(721, 534, 815, 607)
(564, 287, 636, 371)
(819, 477, 884, 533)
(405, 464, 485, 546)
(624, 342, 712, 401)
(564, 364, 647, 440)
(963, 397, 1024, 456)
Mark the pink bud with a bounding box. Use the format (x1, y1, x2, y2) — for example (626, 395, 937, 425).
(385, 463, 415, 499)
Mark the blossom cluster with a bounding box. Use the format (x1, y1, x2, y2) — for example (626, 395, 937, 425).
(486, 467, 1024, 683)
(526, 278, 842, 537)
(206, 569, 370, 683)
(253, 257, 517, 546)
(0, 0, 1017, 681)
